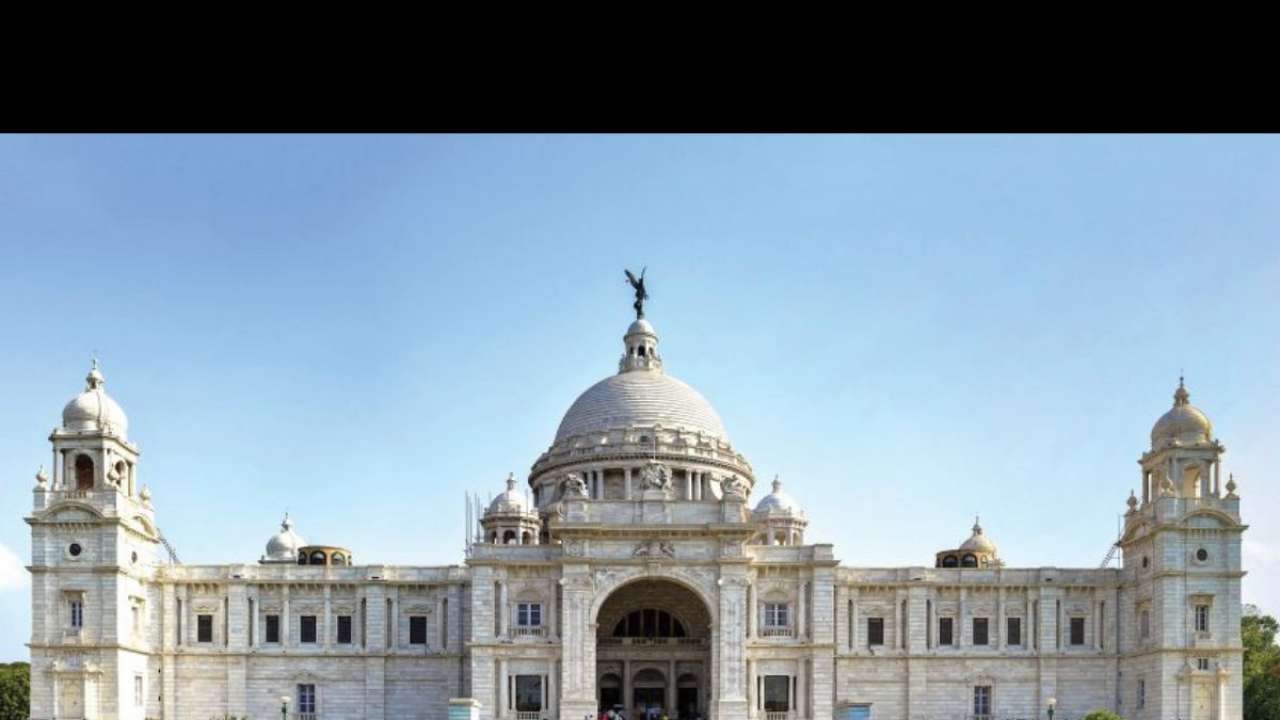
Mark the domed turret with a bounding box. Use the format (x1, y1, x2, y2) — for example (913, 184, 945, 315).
(489, 473, 532, 515)
(481, 473, 541, 545)
(1151, 377, 1213, 449)
(262, 513, 307, 563)
(754, 476, 804, 517)
(61, 360, 129, 437)
(936, 516, 1002, 568)
(752, 476, 808, 545)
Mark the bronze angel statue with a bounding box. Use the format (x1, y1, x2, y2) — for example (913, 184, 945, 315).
(625, 267, 648, 319)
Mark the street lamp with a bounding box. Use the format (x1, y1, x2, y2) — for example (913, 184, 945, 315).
(1047, 696, 1057, 720)
(280, 694, 291, 720)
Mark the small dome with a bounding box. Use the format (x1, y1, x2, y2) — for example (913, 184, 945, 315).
(627, 318, 657, 337)
(61, 360, 129, 436)
(1151, 378, 1212, 447)
(487, 473, 532, 515)
(263, 514, 307, 562)
(959, 517, 998, 554)
(754, 476, 803, 516)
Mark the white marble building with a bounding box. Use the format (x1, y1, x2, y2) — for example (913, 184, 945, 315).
(25, 304, 1247, 720)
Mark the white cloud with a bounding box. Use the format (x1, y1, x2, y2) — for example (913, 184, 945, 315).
(0, 543, 26, 591)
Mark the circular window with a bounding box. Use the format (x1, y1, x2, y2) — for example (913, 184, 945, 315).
(68, 543, 82, 557)
(131, 551, 138, 564)
(1142, 556, 1150, 569)
(1196, 548, 1209, 562)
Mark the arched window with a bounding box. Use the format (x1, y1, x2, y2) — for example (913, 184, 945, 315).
(503, 530, 517, 544)
(490, 532, 498, 544)
(310, 551, 326, 565)
(521, 532, 533, 545)
(75, 455, 95, 490)
(942, 555, 959, 568)
(612, 609, 686, 638)
(298, 550, 307, 565)
(961, 554, 978, 567)
(331, 553, 346, 565)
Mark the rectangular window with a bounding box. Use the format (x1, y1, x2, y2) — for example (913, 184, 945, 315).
(1140, 609, 1150, 639)
(1195, 604, 1210, 633)
(266, 614, 280, 643)
(300, 615, 317, 644)
(867, 617, 884, 646)
(197, 614, 213, 643)
(297, 683, 316, 714)
(939, 617, 954, 646)
(1137, 678, 1146, 708)
(973, 617, 989, 646)
(1007, 617, 1022, 646)
(517, 602, 542, 627)
(337, 615, 352, 644)
(1198, 657, 1211, 671)
(69, 598, 83, 629)
(134, 674, 144, 707)
(973, 685, 992, 716)
(763, 675, 791, 712)
(1070, 617, 1085, 645)
(409, 615, 427, 644)
(131, 605, 141, 636)
(514, 675, 543, 712)
(764, 602, 790, 628)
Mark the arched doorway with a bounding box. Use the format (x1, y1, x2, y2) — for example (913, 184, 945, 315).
(596, 578, 711, 720)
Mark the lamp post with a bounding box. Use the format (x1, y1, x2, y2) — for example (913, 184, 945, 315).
(280, 694, 291, 720)
(1047, 696, 1057, 720)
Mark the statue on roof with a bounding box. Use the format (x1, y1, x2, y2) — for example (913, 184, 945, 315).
(625, 267, 648, 319)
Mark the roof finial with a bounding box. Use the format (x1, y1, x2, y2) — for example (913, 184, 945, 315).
(281, 512, 292, 531)
(506, 472, 517, 491)
(772, 474, 782, 493)
(624, 267, 649, 319)
(85, 356, 105, 390)
(1173, 373, 1190, 406)
(973, 515, 983, 534)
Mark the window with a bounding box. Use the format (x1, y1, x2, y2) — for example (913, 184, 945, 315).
(514, 675, 542, 712)
(1195, 604, 1210, 633)
(1196, 548, 1209, 562)
(973, 685, 992, 716)
(1137, 678, 1146, 709)
(1140, 609, 1150, 639)
(68, 543, 82, 557)
(764, 602, 790, 629)
(517, 602, 542, 627)
(612, 609, 686, 638)
(1070, 617, 1085, 645)
(69, 598, 83, 629)
(337, 615, 352, 644)
(1006, 617, 1021, 646)
(973, 617, 989, 646)
(1197, 657, 1211, 671)
(197, 614, 213, 643)
(75, 454, 94, 490)
(300, 615, 317, 643)
(1141, 555, 1150, 569)
(941, 554, 958, 567)
(410, 615, 427, 644)
(297, 684, 316, 714)
(134, 674, 144, 707)
(266, 614, 280, 643)
(131, 604, 141, 635)
(763, 675, 791, 712)
(867, 617, 884, 646)
(961, 553, 978, 567)
(939, 617, 954, 646)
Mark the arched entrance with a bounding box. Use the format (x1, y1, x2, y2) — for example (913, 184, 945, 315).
(595, 579, 712, 720)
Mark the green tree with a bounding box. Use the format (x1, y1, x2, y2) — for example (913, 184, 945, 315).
(1081, 711, 1124, 720)
(0, 662, 30, 720)
(1244, 604, 1280, 720)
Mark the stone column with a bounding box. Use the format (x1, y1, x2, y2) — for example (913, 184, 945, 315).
(850, 587, 859, 651)
(625, 467, 632, 500)
(282, 585, 291, 647)
(498, 581, 509, 639)
(747, 583, 755, 639)
(667, 658, 676, 715)
(745, 658, 754, 719)
(548, 662, 559, 718)
(548, 579, 558, 641)
(797, 580, 807, 639)
(893, 589, 901, 649)
(796, 660, 807, 719)
(997, 586, 1006, 649)
(958, 587, 967, 648)
(559, 569, 597, 720)
(686, 472, 693, 500)
(716, 571, 749, 720)
(323, 585, 332, 650)
(623, 658, 632, 717)
(498, 658, 508, 719)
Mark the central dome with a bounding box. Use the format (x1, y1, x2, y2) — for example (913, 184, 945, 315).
(555, 371, 728, 442)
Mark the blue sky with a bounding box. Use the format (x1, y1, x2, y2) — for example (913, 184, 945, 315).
(1, 134, 1277, 660)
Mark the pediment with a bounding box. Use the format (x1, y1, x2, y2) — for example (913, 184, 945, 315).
(39, 503, 104, 523)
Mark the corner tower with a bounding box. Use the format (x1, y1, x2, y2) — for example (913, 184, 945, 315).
(1118, 378, 1245, 720)
(28, 362, 162, 720)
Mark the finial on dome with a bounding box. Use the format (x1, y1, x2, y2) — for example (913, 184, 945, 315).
(1174, 374, 1190, 406)
(86, 357, 105, 390)
(506, 472, 517, 492)
(973, 515, 983, 534)
(281, 512, 293, 531)
(1127, 490, 1138, 511)
(1226, 473, 1238, 498)
(772, 474, 782, 493)
(624, 267, 649, 319)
